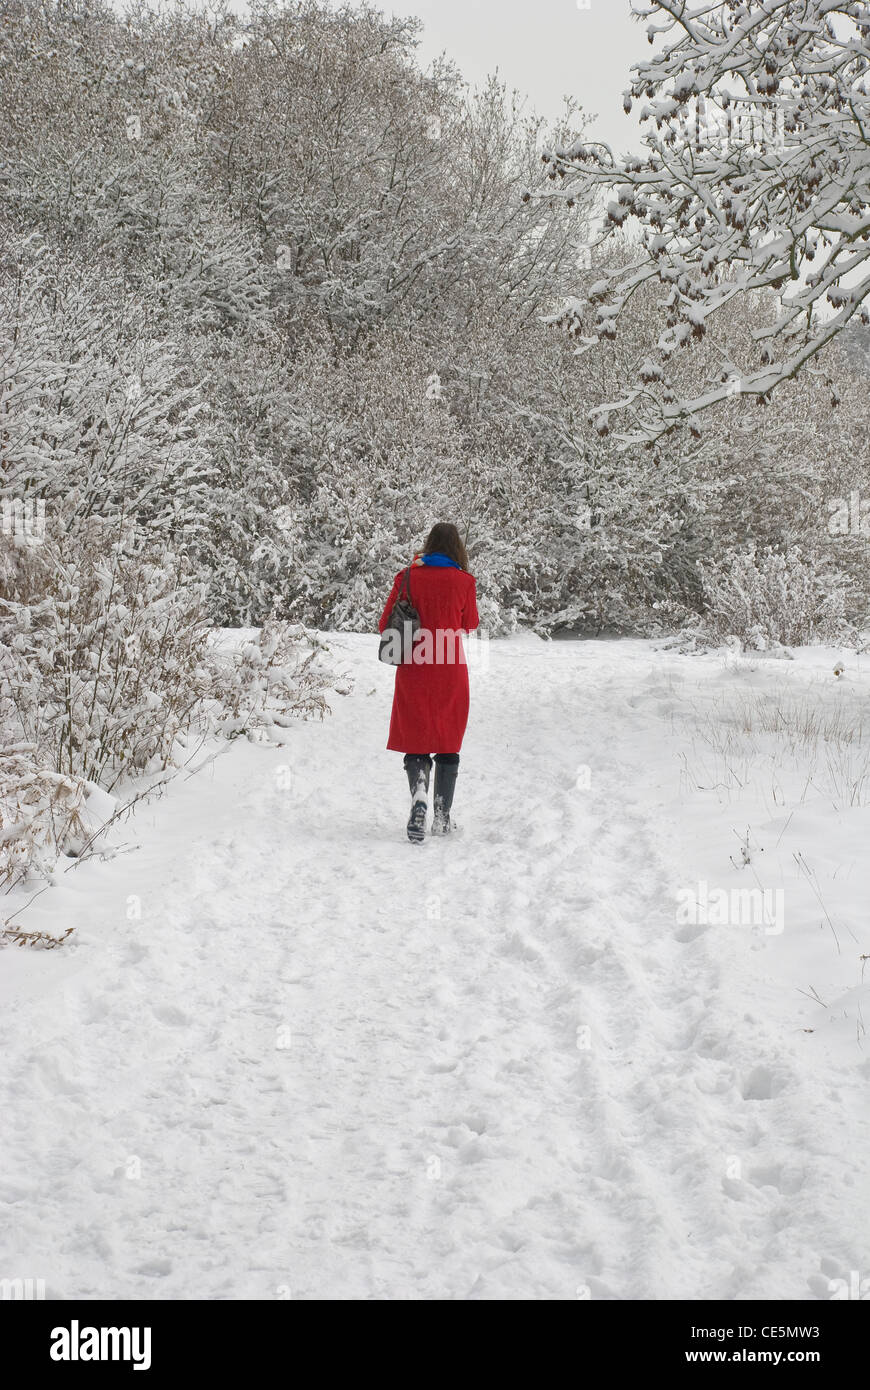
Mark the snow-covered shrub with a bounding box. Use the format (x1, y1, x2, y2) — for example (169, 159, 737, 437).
(696, 547, 853, 650)
(0, 516, 212, 792)
(203, 621, 341, 741)
(192, 330, 303, 627)
(0, 742, 120, 890)
(280, 332, 473, 630)
(0, 743, 88, 888)
(0, 526, 342, 889)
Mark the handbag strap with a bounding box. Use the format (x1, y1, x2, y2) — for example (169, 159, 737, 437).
(400, 565, 413, 603)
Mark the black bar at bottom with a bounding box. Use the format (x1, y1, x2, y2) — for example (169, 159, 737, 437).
(4, 1297, 865, 1376)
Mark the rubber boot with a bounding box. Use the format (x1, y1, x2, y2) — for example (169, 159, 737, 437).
(403, 755, 431, 844)
(431, 760, 458, 835)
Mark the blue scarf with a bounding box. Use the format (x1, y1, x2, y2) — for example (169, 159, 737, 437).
(413, 551, 462, 570)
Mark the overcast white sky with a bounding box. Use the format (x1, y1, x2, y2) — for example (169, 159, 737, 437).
(126, 0, 650, 152)
(378, 0, 649, 150)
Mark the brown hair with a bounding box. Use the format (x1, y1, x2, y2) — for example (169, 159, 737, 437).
(423, 522, 469, 572)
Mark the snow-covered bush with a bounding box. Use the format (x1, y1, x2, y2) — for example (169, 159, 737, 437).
(696, 547, 853, 650)
(0, 525, 344, 889)
(0, 743, 88, 888)
(203, 621, 341, 741)
(0, 742, 121, 892)
(0, 517, 212, 791)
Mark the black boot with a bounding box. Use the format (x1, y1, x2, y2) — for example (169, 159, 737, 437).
(432, 760, 458, 835)
(403, 755, 431, 844)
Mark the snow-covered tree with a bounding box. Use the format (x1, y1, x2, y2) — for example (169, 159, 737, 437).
(544, 1, 870, 445)
(4, 0, 869, 658)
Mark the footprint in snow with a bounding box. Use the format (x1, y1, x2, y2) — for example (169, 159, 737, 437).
(741, 1065, 788, 1101)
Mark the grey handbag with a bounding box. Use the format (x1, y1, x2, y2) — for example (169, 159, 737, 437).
(379, 566, 420, 665)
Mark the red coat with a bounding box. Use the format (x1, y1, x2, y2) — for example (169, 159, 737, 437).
(378, 563, 479, 753)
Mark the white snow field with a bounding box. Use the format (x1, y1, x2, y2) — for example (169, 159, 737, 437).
(1, 632, 869, 1301)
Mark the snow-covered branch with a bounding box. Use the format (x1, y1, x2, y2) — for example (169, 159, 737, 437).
(544, 1, 870, 444)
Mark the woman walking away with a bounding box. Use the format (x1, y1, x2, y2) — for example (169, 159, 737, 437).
(378, 523, 479, 843)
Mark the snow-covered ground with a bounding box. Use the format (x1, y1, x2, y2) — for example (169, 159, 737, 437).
(1, 633, 869, 1300)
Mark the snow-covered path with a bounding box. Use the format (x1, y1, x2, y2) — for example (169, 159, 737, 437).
(2, 635, 869, 1300)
